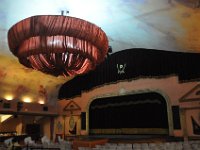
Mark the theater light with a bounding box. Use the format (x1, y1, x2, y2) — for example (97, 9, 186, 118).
(4, 94, 14, 101)
(38, 100, 45, 105)
(22, 97, 32, 103)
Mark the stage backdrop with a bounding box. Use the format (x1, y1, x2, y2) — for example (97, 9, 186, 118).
(89, 92, 169, 135)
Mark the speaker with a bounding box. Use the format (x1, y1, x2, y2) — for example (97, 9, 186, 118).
(172, 106, 181, 129)
(81, 112, 86, 130)
(43, 106, 48, 111)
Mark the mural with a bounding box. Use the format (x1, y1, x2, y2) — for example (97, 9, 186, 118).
(38, 85, 48, 103)
(0, 0, 200, 105)
(69, 116, 77, 135)
(14, 85, 29, 99)
(56, 121, 63, 133)
(0, 55, 67, 104)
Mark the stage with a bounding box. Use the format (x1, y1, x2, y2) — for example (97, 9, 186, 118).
(67, 134, 184, 149)
(73, 138, 108, 150)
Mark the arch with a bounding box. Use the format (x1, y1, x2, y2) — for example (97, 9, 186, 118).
(86, 90, 173, 135)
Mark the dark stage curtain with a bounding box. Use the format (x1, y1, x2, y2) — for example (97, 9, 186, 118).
(89, 92, 168, 129)
(58, 48, 200, 99)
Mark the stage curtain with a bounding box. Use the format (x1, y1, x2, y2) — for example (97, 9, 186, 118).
(59, 48, 200, 99)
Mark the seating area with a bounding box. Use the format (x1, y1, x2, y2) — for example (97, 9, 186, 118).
(0, 136, 72, 150)
(78, 140, 200, 150)
(0, 136, 200, 150)
(0, 142, 72, 150)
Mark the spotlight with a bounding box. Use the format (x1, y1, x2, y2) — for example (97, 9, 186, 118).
(108, 46, 112, 53)
(61, 10, 64, 15)
(107, 46, 113, 57)
(61, 10, 69, 16)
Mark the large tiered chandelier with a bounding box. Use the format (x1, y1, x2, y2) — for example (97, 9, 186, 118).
(8, 15, 109, 76)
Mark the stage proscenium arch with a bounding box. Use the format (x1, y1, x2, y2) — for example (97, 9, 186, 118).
(89, 92, 169, 135)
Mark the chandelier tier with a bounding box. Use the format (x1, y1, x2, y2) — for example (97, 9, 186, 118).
(8, 15, 109, 76)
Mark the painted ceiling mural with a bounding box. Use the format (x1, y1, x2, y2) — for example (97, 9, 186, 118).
(0, 54, 67, 104)
(0, 0, 200, 104)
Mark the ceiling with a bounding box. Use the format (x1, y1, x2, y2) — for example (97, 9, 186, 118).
(0, 0, 200, 104)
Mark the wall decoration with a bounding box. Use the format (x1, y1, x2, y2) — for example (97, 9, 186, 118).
(69, 116, 76, 135)
(191, 116, 200, 135)
(69, 116, 75, 129)
(0, 46, 67, 104)
(0, 68, 6, 80)
(69, 123, 77, 135)
(117, 63, 126, 74)
(38, 85, 48, 102)
(63, 101, 81, 114)
(13, 85, 29, 98)
(179, 84, 200, 102)
(56, 121, 63, 133)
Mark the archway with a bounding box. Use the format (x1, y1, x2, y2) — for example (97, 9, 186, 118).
(89, 92, 169, 135)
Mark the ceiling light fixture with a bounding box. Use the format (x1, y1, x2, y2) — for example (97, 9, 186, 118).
(23, 97, 32, 103)
(7, 15, 109, 76)
(38, 99, 45, 105)
(4, 94, 14, 101)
